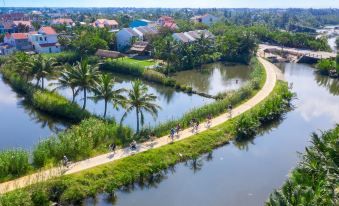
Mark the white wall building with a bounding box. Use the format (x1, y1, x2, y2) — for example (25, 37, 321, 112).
(28, 26, 60, 54)
(116, 26, 157, 51)
(191, 14, 220, 26)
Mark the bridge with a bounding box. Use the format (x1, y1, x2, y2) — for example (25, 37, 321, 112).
(259, 44, 337, 63)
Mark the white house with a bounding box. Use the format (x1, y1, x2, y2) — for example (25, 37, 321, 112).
(191, 14, 220, 26)
(172, 30, 215, 43)
(28, 26, 60, 53)
(116, 26, 157, 51)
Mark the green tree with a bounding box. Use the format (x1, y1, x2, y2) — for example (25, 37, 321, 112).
(50, 64, 79, 103)
(121, 80, 161, 133)
(32, 55, 57, 89)
(71, 59, 98, 110)
(89, 74, 126, 118)
(11, 52, 34, 82)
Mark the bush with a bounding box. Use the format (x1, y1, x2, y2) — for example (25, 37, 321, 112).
(32, 118, 133, 167)
(143, 69, 166, 84)
(0, 149, 30, 180)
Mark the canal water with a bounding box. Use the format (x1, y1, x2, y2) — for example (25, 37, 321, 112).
(84, 63, 339, 206)
(172, 62, 251, 96)
(0, 75, 69, 150)
(54, 63, 251, 130)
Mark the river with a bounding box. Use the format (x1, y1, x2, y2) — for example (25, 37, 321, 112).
(84, 63, 339, 206)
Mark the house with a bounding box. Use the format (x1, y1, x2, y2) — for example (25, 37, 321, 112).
(28, 27, 60, 53)
(172, 30, 215, 43)
(157, 16, 178, 30)
(116, 26, 158, 51)
(51, 18, 74, 26)
(190, 14, 219, 26)
(129, 41, 151, 55)
(92, 19, 119, 30)
(13, 21, 34, 32)
(95, 49, 126, 59)
(4, 32, 32, 51)
(129, 19, 154, 28)
(0, 13, 27, 22)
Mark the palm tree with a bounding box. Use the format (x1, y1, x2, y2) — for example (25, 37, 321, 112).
(50, 64, 79, 103)
(11, 52, 34, 82)
(121, 80, 161, 133)
(32, 55, 57, 89)
(89, 74, 126, 118)
(71, 59, 98, 110)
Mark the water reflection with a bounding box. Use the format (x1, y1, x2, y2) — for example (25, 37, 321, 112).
(84, 63, 339, 206)
(315, 74, 339, 96)
(0, 76, 69, 150)
(48, 72, 213, 130)
(172, 62, 252, 95)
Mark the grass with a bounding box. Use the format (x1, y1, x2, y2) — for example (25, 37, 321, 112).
(0, 81, 292, 205)
(118, 57, 156, 68)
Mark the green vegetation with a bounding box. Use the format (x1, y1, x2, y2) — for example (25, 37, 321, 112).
(336, 36, 339, 49)
(0, 65, 90, 122)
(266, 125, 339, 206)
(101, 58, 192, 94)
(0, 149, 30, 181)
(151, 58, 266, 137)
(32, 118, 132, 168)
(121, 80, 161, 133)
(211, 24, 330, 51)
(89, 74, 126, 118)
(316, 56, 339, 76)
(0, 81, 292, 205)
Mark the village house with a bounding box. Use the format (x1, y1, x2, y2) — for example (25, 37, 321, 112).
(91, 19, 119, 30)
(51, 18, 74, 26)
(157, 16, 178, 30)
(0, 43, 15, 55)
(172, 30, 215, 43)
(116, 26, 158, 51)
(28, 26, 61, 53)
(190, 14, 220, 26)
(4, 32, 32, 51)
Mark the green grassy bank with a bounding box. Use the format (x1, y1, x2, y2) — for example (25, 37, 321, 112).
(0, 81, 293, 205)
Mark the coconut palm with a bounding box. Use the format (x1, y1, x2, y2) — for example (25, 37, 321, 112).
(71, 59, 98, 110)
(121, 80, 161, 133)
(32, 55, 57, 89)
(89, 74, 126, 118)
(11, 52, 34, 82)
(49, 64, 79, 103)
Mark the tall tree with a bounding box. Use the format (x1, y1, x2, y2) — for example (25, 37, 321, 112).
(32, 55, 57, 89)
(121, 80, 161, 133)
(50, 64, 79, 103)
(11, 52, 34, 82)
(89, 74, 126, 118)
(71, 59, 98, 110)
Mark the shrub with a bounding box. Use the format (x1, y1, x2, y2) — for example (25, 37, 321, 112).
(143, 69, 166, 84)
(0, 149, 30, 180)
(32, 118, 133, 167)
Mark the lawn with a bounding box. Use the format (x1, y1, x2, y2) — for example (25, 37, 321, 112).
(117, 57, 157, 68)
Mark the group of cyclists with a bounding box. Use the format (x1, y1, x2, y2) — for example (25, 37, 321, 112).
(62, 104, 233, 168)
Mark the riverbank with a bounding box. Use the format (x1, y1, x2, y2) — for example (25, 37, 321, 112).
(0, 80, 291, 205)
(0, 56, 285, 200)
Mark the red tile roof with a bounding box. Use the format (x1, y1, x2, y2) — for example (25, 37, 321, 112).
(11, 33, 28, 40)
(40, 26, 57, 35)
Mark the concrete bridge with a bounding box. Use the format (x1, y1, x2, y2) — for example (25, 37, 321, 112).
(259, 44, 337, 64)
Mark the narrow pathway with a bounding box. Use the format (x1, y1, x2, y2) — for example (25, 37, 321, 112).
(0, 56, 279, 194)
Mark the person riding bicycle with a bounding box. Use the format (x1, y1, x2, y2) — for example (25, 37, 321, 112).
(170, 128, 175, 141)
(63, 155, 69, 167)
(130, 140, 137, 150)
(109, 142, 116, 153)
(176, 124, 181, 135)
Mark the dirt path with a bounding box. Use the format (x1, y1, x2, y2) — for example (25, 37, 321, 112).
(0, 56, 279, 194)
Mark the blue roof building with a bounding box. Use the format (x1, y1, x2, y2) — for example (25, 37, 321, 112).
(129, 19, 154, 28)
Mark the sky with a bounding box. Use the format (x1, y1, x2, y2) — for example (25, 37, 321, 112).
(2, 0, 339, 8)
